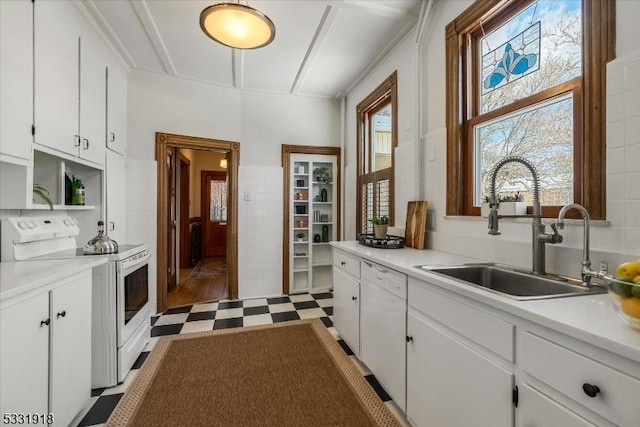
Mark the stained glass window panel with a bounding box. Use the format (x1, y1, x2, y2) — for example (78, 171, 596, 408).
(480, 0, 582, 114)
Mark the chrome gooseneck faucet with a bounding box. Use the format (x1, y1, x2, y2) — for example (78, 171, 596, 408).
(556, 203, 608, 287)
(488, 156, 562, 275)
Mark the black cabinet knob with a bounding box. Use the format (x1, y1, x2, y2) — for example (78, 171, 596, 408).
(351, 296, 357, 301)
(582, 383, 600, 398)
(406, 336, 413, 343)
(56, 310, 66, 318)
(40, 318, 50, 327)
(341, 261, 346, 266)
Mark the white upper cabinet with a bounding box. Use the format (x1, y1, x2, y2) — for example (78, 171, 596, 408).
(0, 0, 33, 164)
(106, 149, 126, 243)
(34, 0, 105, 167)
(106, 59, 128, 155)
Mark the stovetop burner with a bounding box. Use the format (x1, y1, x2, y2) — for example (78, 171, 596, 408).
(358, 234, 405, 249)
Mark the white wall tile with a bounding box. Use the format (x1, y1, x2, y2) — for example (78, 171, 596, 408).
(606, 120, 624, 148)
(625, 143, 640, 173)
(606, 201, 625, 227)
(607, 64, 625, 96)
(624, 88, 640, 119)
(625, 200, 640, 228)
(606, 147, 625, 175)
(625, 59, 640, 91)
(623, 116, 640, 147)
(625, 172, 640, 200)
(607, 93, 624, 123)
(607, 173, 625, 201)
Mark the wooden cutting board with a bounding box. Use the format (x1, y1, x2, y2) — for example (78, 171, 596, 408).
(405, 201, 428, 249)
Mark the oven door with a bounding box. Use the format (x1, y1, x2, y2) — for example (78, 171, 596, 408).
(116, 251, 151, 348)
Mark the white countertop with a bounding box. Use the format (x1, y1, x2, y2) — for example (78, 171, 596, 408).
(331, 241, 640, 363)
(0, 257, 108, 302)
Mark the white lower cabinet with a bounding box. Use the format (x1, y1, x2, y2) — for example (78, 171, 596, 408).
(332, 251, 360, 356)
(406, 309, 514, 427)
(516, 383, 596, 427)
(0, 271, 92, 427)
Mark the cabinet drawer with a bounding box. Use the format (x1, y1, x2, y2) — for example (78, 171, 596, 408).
(409, 278, 514, 361)
(333, 251, 360, 279)
(521, 331, 640, 426)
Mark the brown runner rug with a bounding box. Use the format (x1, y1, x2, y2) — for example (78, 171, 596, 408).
(107, 319, 401, 427)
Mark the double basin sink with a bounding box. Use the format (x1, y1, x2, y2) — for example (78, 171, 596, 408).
(415, 264, 607, 301)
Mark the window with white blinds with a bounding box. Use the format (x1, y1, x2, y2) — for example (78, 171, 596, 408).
(356, 72, 397, 235)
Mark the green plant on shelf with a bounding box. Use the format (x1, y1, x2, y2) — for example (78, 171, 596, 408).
(33, 183, 53, 210)
(482, 191, 524, 205)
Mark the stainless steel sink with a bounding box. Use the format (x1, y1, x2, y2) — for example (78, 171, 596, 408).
(415, 264, 607, 301)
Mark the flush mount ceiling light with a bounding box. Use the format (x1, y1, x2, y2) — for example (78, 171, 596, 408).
(200, 2, 275, 49)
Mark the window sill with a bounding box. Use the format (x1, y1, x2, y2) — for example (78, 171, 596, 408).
(443, 215, 611, 227)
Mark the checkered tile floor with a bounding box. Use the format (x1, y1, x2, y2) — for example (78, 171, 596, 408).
(74, 292, 408, 427)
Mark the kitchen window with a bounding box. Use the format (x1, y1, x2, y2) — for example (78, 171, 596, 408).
(445, 0, 615, 219)
(357, 71, 397, 234)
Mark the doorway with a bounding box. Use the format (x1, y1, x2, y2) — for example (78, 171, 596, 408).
(156, 133, 239, 313)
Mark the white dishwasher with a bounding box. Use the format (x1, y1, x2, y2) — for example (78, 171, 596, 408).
(360, 259, 407, 411)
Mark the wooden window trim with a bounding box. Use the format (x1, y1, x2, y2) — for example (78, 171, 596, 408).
(356, 71, 398, 234)
(446, 0, 615, 220)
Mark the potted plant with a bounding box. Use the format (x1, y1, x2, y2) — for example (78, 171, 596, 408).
(313, 167, 332, 184)
(481, 192, 526, 217)
(296, 233, 305, 242)
(369, 215, 389, 239)
(33, 183, 54, 210)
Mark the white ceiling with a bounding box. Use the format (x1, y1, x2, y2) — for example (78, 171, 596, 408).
(84, 0, 423, 98)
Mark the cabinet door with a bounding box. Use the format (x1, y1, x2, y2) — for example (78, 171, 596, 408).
(34, 0, 80, 157)
(0, 293, 50, 416)
(106, 149, 126, 243)
(0, 0, 32, 163)
(106, 60, 127, 155)
(78, 20, 106, 166)
(332, 267, 360, 356)
(517, 384, 596, 427)
(50, 273, 92, 427)
(406, 311, 514, 427)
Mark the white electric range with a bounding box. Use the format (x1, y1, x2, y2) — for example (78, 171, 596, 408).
(1, 216, 151, 387)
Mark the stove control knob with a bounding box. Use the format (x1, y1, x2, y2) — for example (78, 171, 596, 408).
(27, 221, 36, 229)
(17, 221, 27, 230)
(63, 219, 72, 226)
(72, 218, 79, 224)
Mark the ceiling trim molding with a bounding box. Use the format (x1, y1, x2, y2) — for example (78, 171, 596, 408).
(290, 5, 336, 95)
(130, 0, 177, 76)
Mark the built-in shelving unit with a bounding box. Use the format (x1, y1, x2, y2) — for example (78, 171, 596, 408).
(287, 153, 339, 293)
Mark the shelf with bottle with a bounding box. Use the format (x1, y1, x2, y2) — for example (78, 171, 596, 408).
(32, 150, 99, 210)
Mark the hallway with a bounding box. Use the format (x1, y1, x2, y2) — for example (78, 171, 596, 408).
(167, 257, 228, 309)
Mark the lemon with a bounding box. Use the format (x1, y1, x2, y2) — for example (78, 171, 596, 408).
(620, 297, 640, 319)
(634, 275, 640, 284)
(616, 262, 639, 280)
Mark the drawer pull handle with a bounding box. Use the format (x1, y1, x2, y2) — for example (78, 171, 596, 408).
(56, 310, 66, 318)
(341, 261, 346, 266)
(406, 336, 413, 343)
(351, 296, 357, 301)
(582, 383, 600, 398)
(40, 318, 50, 327)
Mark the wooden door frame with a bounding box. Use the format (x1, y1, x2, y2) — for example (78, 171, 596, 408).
(179, 153, 191, 269)
(156, 133, 239, 313)
(281, 145, 341, 295)
(200, 170, 228, 258)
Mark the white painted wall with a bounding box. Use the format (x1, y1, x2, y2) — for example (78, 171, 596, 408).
(344, 0, 640, 279)
(343, 28, 418, 239)
(126, 71, 340, 303)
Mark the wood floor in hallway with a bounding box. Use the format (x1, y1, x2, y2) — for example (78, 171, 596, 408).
(167, 257, 228, 309)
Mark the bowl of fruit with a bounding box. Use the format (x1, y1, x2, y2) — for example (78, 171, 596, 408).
(606, 260, 640, 330)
